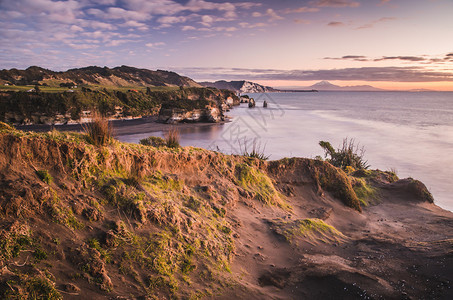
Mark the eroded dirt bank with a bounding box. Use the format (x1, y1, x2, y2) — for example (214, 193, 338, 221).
(0, 125, 451, 299)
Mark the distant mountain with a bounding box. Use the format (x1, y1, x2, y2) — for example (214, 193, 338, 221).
(0, 66, 200, 87)
(307, 81, 384, 91)
(199, 80, 278, 93)
(408, 89, 435, 92)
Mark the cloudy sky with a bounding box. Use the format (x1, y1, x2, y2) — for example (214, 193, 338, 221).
(1, 0, 452, 90)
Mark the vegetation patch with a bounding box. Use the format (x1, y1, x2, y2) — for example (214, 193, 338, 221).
(308, 160, 362, 212)
(319, 138, 369, 170)
(0, 121, 14, 131)
(352, 169, 399, 183)
(1, 275, 62, 300)
(270, 218, 345, 245)
(235, 163, 289, 209)
(36, 170, 53, 184)
(407, 178, 434, 203)
(83, 113, 114, 146)
(239, 138, 269, 160)
(140, 136, 166, 147)
(0, 86, 238, 125)
(164, 128, 180, 148)
(0, 222, 33, 261)
(351, 177, 377, 206)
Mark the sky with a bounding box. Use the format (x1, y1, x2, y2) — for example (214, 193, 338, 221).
(1, 0, 452, 90)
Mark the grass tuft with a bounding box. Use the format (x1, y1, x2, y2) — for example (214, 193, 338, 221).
(83, 112, 114, 146)
(36, 170, 53, 184)
(164, 128, 180, 148)
(239, 137, 269, 160)
(26, 277, 61, 300)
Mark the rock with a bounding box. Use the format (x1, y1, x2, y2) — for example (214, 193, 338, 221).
(258, 268, 291, 289)
(82, 207, 103, 221)
(240, 96, 250, 103)
(309, 207, 333, 220)
(248, 98, 256, 108)
(63, 283, 81, 293)
(158, 107, 224, 124)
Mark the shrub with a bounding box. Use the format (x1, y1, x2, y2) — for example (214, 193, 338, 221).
(83, 112, 113, 146)
(140, 136, 166, 147)
(165, 128, 180, 148)
(319, 138, 369, 170)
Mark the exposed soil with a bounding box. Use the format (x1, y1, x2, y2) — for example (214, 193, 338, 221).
(0, 127, 452, 299)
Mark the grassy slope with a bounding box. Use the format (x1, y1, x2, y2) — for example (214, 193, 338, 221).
(0, 124, 361, 299)
(0, 85, 179, 93)
(0, 124, 448, 299)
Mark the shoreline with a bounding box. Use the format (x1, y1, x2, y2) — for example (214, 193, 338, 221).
(15, 115, 230, 137)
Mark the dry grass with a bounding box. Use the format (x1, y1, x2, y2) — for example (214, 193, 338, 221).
(164, 128, 180, 148)
(83, 112, 114, 146)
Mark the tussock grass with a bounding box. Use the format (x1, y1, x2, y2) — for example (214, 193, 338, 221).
(83, 112, 114, 146)
(164, 128, 180, 148)
(239, 138, 269, 160)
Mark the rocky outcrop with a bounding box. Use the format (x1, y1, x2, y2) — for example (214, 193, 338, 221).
(158, 107, 223, 124)
(199, 80, 278, 93)
(157, 89, 239, 124)
(1, 87, 238, 125)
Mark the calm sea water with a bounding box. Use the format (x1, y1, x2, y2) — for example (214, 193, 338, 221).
(117, 92, 453, 212)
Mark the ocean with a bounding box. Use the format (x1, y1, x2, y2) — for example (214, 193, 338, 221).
(117, 91, 453, 212)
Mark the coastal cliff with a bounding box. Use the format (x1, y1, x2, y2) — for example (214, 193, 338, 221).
(0, 125, 452, 299)
(0, 88, 239, 125)
(0, 66, 240, 126)
(199, 80, 278, 94)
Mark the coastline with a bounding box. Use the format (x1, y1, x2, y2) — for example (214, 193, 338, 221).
(15, 115, 230, 137)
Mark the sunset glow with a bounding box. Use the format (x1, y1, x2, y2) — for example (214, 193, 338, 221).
(1, 0, 452, 90)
